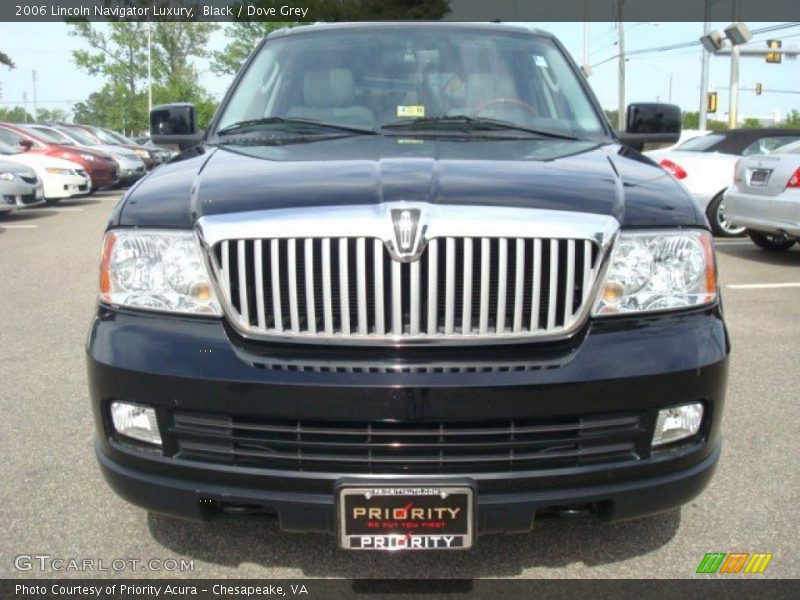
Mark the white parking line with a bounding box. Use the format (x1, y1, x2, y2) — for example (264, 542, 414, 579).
(0, 224, 38, 229)
(727, 283, 800, 290)
(48, 207, 85, 212)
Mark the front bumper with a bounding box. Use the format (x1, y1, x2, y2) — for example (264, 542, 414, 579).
(88, 306, 729, 532)
(725, 188, 800, 237)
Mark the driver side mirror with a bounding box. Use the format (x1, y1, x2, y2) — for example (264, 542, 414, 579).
(616, 103, 681, 151)
(19, 139, 34, 151)
(150, 103, 204, 151)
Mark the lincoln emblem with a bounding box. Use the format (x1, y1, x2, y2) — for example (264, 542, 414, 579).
(391, 208, 422, 257)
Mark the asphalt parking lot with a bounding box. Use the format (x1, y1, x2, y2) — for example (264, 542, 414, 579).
(1, 192, 798, 580)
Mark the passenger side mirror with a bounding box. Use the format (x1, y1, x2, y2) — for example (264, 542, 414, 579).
(150, 103, 204, 151)
(19, 139, 34, 151)
(616, 103, 681, 151)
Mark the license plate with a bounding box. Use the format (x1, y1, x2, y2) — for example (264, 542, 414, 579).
(338, 485, 473, 550)
(750, 169, 771, 186)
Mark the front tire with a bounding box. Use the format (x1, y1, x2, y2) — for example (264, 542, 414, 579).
(748, 231, 796, 252)
(707, 192, 746, 237)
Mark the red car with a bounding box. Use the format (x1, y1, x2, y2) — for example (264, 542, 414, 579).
(0, 123, 119, 190)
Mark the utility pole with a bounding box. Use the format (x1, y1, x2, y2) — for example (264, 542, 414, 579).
(22, 91, 28, 119)
(147, 21, 153, 116)
(583, 0, 590, 73)
(699, 0, 711, 130)
(31, 69, 38, 122)
(668, 72, 673, 103)
(728, 0, 740, 128)
(617, 1, 625, 130)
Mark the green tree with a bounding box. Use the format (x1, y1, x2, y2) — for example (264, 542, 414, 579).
(742, 117, 762, 129)
(781, 110, 800, 129)
(682, 111, 699, 129)
(0, 50, 14, 69)
(35, 107, 69, 123)
(0, 106, 34, 122)
(706, 120, 728, 133)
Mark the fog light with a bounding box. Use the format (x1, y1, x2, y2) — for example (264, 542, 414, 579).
(652, 403, 703, 447)
(110, 401, 162, 446)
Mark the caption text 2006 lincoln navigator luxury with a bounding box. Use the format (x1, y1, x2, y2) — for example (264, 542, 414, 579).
(87, 22, 729, 551)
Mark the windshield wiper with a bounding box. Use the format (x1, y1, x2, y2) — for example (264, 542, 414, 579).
(216, 117, 376, 136)
(380, 115, 579, 140)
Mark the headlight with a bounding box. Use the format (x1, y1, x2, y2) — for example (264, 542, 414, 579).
(45, 167, 73, 175)
(0, 171, 15, 181)
(133, 149, 149, 158)
(79, 153, 96, 162)
(593, 230, 716, 315)
(99, 230, 221, 315)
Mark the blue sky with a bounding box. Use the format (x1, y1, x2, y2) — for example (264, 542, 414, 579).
(1, 21, 798, 123)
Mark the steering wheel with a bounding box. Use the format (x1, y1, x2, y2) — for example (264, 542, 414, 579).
(470, 97, 537, 118)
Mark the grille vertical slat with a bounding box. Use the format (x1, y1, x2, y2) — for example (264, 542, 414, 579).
(531, 239, 542, 331)
(462, 238, 473, 334)
(547, 239, 559, 330)
(513, 238, 525, 332)
(287, 239, 300, 332)
(427, 239, 438, 335)
(237, 239, 250, 326)
(339, 238, 351, 334)
(270, 239, 283, 330)
(373, 239, 385, 335)
(479, 238, 490, 334)
(321, 238, 333, 334)
(356, 238, 368, 334)
(392, 259, 402, 335)
(564, 239, 575, 322)
(215, 235, 601, 342)
(444, 237, 456, 335)
(410, 260, 421, 335)
(304, 238, 317, 334)
(496, 238, 508, 334)
(254, 240, 266, 330)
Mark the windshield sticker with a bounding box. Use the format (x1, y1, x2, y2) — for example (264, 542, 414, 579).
(397, 105, 425, 118)
(533, 54, 548, 68)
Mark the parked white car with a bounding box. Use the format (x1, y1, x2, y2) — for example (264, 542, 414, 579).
(645, 128, 800, 236)
(0, 140, 90, 204)
(724, 140, 800, 251)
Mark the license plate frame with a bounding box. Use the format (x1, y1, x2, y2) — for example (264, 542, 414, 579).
(337, 485, 474, 551)
(749, 168, 771, 187)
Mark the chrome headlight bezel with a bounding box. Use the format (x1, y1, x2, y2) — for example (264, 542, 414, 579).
(99, 229, 222, 317)
(592, 229, 717, 317)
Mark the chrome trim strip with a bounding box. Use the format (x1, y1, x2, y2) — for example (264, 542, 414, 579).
(237, 239, 249, 326)
(373, 239, 385, 335)
(254, 240, 266, 330)
(426, 239, 438, 335)
(287, 238, 299, 332)
(513, 238, 525, 333)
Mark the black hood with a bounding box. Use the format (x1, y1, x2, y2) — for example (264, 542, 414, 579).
(115, 136, 705, 229)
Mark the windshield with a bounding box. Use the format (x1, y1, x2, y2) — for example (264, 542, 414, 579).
(0, 140, 20, 155)
(57, 126, 99, 146)
(215, 27, 606, 139)
(676, 134, 725, 152)
(27, 126, 75, 145)
(93, 127, 123, 144)
(104, 129, 136, 145)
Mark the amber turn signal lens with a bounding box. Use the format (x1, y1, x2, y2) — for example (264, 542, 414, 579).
(99, 232, 117, 300)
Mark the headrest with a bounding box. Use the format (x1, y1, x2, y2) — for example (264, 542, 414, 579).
(303, 68, 355, 107)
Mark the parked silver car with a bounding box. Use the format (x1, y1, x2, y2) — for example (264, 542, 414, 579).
(0, 159, 45, 215)
(725, 140, 800, 251)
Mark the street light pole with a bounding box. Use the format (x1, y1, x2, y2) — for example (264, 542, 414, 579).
(617, 0, 625, 130)
(31, 69, 38, 122)
(699, 0, 711, 130)
(728, 0, 741, 128)
(147, 22, 153, 118)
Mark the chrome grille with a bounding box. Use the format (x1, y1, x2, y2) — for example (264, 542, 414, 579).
(211, 236, 601, 343)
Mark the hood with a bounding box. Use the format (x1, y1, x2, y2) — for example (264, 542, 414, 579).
(4, 152, 84, 172)
(0, 158, 36, 177)
(116, 136, 705, 229)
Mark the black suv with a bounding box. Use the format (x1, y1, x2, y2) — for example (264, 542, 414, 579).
(88, 22, 728, 551)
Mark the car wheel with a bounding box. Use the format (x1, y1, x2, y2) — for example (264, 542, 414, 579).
(707, 193, 746, 237)
(748, 231, 796, 252)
